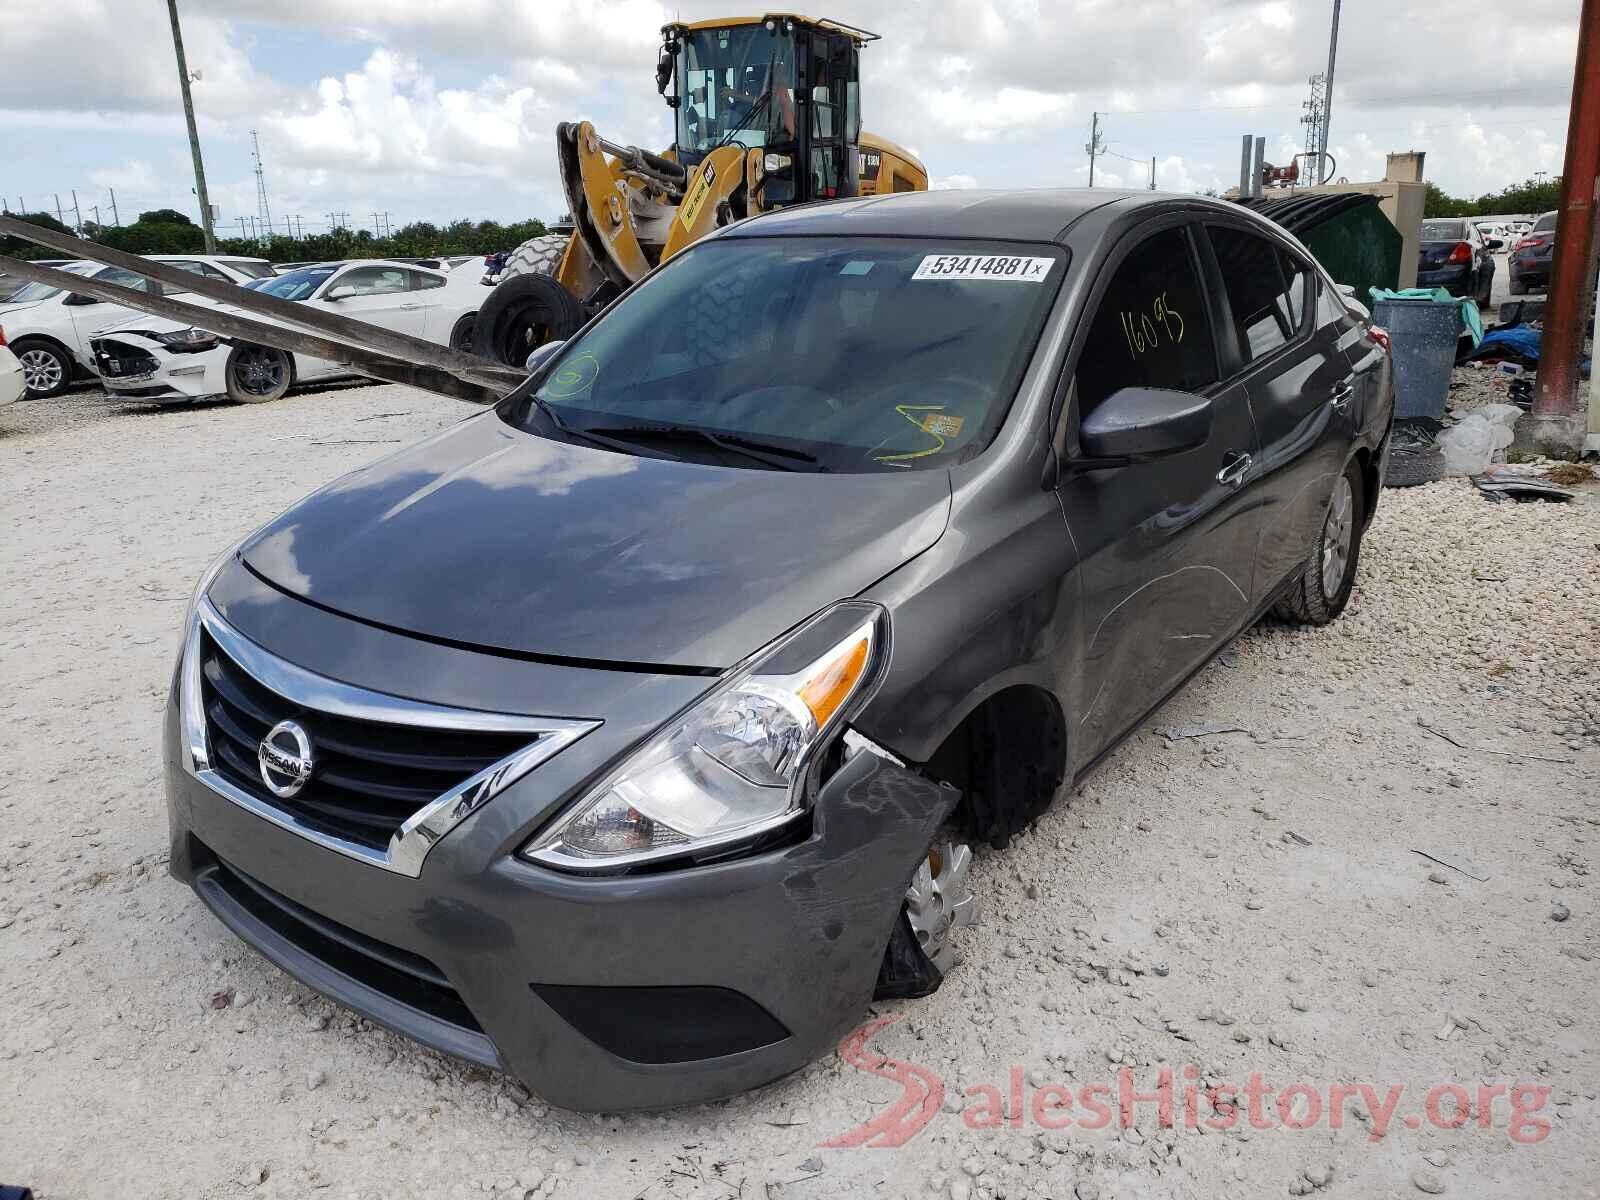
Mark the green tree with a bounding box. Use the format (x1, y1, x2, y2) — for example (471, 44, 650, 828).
(1422, 183, 1471, 218)
(0, 211, 74, 259)
(137, 208, 195, 226)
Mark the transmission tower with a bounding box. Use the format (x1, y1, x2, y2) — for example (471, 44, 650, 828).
(1299, 74, 1326, 187)
(251, 129, 273, 238)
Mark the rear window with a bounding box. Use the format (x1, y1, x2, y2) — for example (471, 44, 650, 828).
(1420, 220, 1466, 241)
(1533, 213, 1558, 232)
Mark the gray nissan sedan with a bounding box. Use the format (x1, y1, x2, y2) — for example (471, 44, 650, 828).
(165, 189, 1392, 1111)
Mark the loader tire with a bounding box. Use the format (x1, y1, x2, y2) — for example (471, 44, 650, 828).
(501, 233, 569, 284)
(475, 272, 584, 370)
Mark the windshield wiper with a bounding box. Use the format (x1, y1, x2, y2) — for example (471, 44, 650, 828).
(577, 423, 823, 471)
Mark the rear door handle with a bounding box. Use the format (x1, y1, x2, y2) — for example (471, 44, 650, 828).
(399, 302, 424, 310)
(1331, 381, 1355, 410)
(1217, 451, 1252, 488)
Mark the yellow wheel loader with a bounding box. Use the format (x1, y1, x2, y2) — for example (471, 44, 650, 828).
(473, 14, 928, 367)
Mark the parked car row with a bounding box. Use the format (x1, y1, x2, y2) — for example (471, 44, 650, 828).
(0, 255, 274, 398)
(0, 251, 486, 403)
(92, 259, 483, 404)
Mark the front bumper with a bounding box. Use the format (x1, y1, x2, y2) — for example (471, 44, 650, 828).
(164, 584, 955, 1111)
(93, 335, 225, 402)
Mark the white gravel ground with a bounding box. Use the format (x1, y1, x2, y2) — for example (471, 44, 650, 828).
(2, 383, 1597, 1200)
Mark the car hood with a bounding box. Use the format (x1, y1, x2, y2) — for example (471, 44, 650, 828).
(0, 299, 46, 318)
(240, 412, 952, 670)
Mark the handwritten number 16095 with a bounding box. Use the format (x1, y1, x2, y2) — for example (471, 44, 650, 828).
(1119, 292, 1186, 360)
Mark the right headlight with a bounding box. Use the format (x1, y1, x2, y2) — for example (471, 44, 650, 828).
(521, 601, 887, 873)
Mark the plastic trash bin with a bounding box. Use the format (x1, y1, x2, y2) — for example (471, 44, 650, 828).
(1372, 297, 1463, 420)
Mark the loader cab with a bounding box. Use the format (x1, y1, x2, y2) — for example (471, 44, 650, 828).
(661, 15, 866, 211)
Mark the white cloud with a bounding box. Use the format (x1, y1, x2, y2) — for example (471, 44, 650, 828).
(1, 0, 1582, 226)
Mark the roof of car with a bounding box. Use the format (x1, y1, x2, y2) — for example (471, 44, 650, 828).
(723, 188, 1243, 245)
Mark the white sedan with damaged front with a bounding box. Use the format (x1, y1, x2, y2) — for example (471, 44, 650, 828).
(89, 260, 483, 404)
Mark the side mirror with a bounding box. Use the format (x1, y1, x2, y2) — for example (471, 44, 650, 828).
(656, 48, 674, 95)
(324, 285, 356, 302)
(525, 339, 566, 374)
(1078, 386, 1213, 464)
(1487, 238, 1505, 251)
(63, 292, 99, 307)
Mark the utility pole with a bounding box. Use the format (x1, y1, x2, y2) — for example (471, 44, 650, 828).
(1520, 0, 1599, 458)
(1320, 0, 1342, 183)
(108, 188, 120, 226)
(1149, 155, 1157, 191)
(70, 189, 83, 235)
(1085, 112, 1105, 187)
(167, 0, 216, 252)
(54, 193, 66, 226)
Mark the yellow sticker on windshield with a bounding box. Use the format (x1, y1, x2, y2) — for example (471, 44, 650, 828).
(875, 404, 965, 464)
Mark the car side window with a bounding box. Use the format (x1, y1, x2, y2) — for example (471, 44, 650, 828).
(1074, 225, 1219, 418)
(161, 260, 232, 283)
(92, 266, 157, 294)
(1315, 278, 1349, 329)
(337, 267, 412, 296)
(408, 270, 446, 290)
(1207, 225, 1306, 365)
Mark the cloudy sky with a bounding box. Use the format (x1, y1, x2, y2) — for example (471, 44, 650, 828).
(0, 0, 1580, 238)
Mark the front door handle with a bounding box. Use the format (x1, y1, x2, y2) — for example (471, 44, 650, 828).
(399, 302, 424, 310)
(1217, 451, 1252, 488)
(1331, 381, 1356, 410)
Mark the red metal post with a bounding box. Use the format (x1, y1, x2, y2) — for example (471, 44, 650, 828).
(1531, 0, 1600, 449)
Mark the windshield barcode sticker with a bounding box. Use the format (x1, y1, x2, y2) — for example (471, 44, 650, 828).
(912, 254, 1054, 283)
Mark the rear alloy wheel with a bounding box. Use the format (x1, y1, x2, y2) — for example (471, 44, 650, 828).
(224, 344, 292, 404)
(1273, 460, 1365, 625)
(14, 341, 71, 399)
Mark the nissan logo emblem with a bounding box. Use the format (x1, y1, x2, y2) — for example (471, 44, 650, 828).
(258, 719, 314, 799)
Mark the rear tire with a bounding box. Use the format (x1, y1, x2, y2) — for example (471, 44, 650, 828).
(223, 344, 292, 404)
(12, 339, 72, 399)
(448, 313, 477, 354)
(1273, 460, 1365, 625)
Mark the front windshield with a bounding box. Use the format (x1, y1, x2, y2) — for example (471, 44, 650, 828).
(5, 261, 93, 304)
(509, 237, 1066, 473)
(253, 265, 336, 300)
(676, 25, 795, 155)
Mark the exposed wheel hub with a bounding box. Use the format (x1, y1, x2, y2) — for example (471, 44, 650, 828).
(904, 839, 978, 974)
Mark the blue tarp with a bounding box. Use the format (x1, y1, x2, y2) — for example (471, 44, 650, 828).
(1472, 325, 1543, 363)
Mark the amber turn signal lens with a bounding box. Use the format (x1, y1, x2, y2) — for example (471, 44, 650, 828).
(797, 637, 870, 728)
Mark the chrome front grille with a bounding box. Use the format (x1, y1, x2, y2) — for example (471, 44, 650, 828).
(181, 599, 598, 876)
